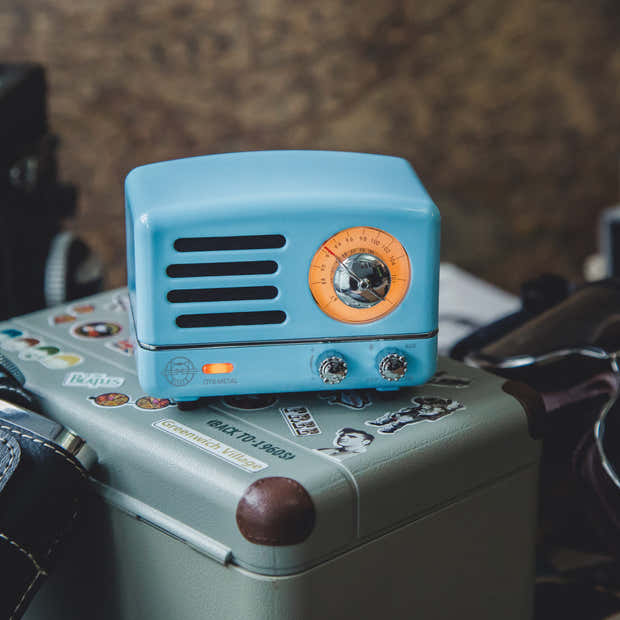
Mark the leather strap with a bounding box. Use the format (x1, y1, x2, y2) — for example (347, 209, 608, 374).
(0, 417, 89, 620)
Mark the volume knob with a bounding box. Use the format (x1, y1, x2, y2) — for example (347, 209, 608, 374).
(378, 352, 407, 381)
(318, 353, 348, 384)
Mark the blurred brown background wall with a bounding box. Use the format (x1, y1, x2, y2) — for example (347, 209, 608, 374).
(1, 0, 619, 292)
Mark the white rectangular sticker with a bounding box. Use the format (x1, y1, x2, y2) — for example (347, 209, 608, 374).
(153, 419, 268, 473)
(281, 407, 322, 437)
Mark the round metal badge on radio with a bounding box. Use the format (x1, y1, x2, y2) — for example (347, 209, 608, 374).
(318, 354, 348, 384)
(378, 353, 408, 381)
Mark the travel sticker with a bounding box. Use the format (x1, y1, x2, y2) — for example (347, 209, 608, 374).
(42, 353, 83, 369)
(89, 393, 174, 411)
(319, 390, 373, 410)
(315, 428, 375, 461)
(72, 321, 122, 339)
(50, 303, 96, 327)
(220, 394, 278, 411)
(281, 407, 321, 437)
(0, 328, 22, 343)
(105, 339, 135, 356)
(154, 419, 269, 473)
(205, 419, 296, 460)
(63, 372, 125, 389)
(105, 292, 130, 313)
(20, 344, 60, 362)
(69, 303, 95, 315)
(135, 396, 173, 410)
(2, 336, 39, 352)
(427, 371, 472, 389)
(366, 396, 465, 434)
(50, 313, 76, 326)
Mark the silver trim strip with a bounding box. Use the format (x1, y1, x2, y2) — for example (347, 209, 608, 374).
(93, 481, 233, 565)
(138, 330, 439, 352)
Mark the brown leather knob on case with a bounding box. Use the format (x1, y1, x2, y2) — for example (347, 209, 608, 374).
(236, 476, 316, 546)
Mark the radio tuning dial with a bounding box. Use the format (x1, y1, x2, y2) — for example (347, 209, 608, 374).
(308, 226, 411, 324)
(317, 354, 348, 384)
(378, 352, 407, 381)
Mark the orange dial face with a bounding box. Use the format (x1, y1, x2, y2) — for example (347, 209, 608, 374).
(308, 226, 411, 324)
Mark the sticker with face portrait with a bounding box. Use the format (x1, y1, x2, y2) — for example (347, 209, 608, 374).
(318, 390, 373, 410)
(90, 393, 131, 408)
(426, 371, 472, 389)
(314, 427, 375, 460)
(365, 396, 465, 435)
(72, 321, 122, 340)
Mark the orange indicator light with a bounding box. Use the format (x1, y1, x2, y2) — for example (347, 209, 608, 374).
(202, 362, 234, 374)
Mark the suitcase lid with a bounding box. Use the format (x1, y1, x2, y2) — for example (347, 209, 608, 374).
(0, 289, 540, 576)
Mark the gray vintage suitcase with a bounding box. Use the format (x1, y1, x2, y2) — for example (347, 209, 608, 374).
(0, 290, 540, 619)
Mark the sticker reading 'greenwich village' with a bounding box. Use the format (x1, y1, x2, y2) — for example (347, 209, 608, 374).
(318, 390, 373, 410)
(281, 407, 321, 437)
(315, 428, 375, 461)
(205, 418, 296, 461)
(366, 396, 465, 435)
(426, 371, 472, 389)
(89, 393, 174, 411)
(154, 419, 268, 474)
(63, 372, 125, 389)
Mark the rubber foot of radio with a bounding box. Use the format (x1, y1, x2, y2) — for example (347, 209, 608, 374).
(177, 399, 201, 411)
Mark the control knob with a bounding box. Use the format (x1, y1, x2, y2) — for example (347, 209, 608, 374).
(317, 353, 348, 384)
(378, 352, 407, 381)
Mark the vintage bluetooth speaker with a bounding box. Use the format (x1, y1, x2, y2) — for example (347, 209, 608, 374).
(125, 151, 440, 401)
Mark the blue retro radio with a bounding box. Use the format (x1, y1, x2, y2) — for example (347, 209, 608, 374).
(125, 151, 440, 402)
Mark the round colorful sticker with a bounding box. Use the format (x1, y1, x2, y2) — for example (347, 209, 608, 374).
(70, 303, 95, 315)
(42, 353, 83, 369)
(20, 345, 60, 361)
(91, 393, 130, 407)
(0, 328, 22, 343)
(3, 337, 39, 352)
(52, 314, 77, 326)
(72, 322, 122, 339)
(135, 396, 172, 410)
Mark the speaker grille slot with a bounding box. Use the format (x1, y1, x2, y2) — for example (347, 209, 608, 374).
(167, 261, 278, 278)
(174, 235, 285, 252)
(176, 311, 286, 328)
(168, 286, 278, 303)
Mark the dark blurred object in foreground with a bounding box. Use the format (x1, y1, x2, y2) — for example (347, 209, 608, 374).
(0, 63, 102, 320)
